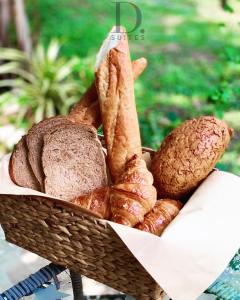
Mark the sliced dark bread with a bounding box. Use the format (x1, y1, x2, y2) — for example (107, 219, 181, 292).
(42, 123, 107, 200)
(26, 116, 73, 191)
(9, 136, 40, 191)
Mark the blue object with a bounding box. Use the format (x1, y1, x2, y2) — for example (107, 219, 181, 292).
(34, 284, 68, 300)
(206, 250, 240, 299)
(0, 264, 65, 300)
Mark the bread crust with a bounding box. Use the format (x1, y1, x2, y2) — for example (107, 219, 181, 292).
(151, 116, 233, 200)
(95, 31, 142, 182)
(135, 199, 183, 236)
(71, 154, 157, 227)
(69, 58, 147, 129)
(26, 116, 73, 191)
(9, 136, 40, 190)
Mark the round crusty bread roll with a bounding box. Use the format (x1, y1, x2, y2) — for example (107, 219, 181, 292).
(151, 116, 233, 200)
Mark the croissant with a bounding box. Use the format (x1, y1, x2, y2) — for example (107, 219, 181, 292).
(110, 154, 157, 226)
(71, 155, 157, 227)
(71, 187, 111, 219)
(135, 199, 183, 236)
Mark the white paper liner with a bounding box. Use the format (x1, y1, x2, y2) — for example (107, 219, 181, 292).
(1, 154, 240, 300)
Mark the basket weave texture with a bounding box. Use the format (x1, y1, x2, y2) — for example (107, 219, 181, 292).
(0, 148, 165, 299)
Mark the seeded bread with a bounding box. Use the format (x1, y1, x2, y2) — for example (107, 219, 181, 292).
(9, 136, 40, 191)
(26, 116, 73, 190)
(42, 123, 108, 200)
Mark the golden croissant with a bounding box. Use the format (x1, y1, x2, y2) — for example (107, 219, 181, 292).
(135, 199, 183, 236)
(71, 155, 157, 227)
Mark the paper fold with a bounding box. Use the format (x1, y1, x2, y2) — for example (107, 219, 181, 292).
(1, 155, 240, 300)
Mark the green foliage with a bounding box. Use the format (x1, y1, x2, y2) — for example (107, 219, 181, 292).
(10, 0, 240, 174)
(72, 55, 95, 94)
(0, 40, 81, 126)
(223, 3, 234, 13)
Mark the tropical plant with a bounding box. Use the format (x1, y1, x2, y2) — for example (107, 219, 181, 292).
(0, 40, 81, 127)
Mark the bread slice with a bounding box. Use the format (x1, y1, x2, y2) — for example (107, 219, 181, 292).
(26, 116, 73, 191)
(9, 136, 40, 191)
(42, 123, 108, 200)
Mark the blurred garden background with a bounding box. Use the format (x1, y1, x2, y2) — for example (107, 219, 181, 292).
(1, 0, 240, 174)
(1, 1, 240, 298)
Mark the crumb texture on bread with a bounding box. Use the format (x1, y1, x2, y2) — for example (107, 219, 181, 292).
(9, 136, 40, 191)
(42, 124, 107, 201)
(26, 116, 73, 190)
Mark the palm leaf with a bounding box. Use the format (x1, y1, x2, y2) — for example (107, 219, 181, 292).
(0, 79, 23, 88)
(0, 39, 82, 125)
(56, 58, 79, 81)
(0, 47, 28, 62)
(0, 62, 21, 74)
(45, 100, 56, 118)
(47, 39, 60, 62)
(0, 62, 34, 82)
(34, 104, 45, 123)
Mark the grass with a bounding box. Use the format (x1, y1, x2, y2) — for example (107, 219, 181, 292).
(24, 0, 240, 174)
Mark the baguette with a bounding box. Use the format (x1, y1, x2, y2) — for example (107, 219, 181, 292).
(69, 57, 147, 128)
(95, 27, 142, 181)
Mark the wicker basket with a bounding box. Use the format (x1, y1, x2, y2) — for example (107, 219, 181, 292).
(0, 148, 165, 300)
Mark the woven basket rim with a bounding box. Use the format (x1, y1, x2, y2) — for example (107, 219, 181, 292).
(0, 192, 104, 220)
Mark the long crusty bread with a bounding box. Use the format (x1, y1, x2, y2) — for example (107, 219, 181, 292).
(95, 27, 142, 182)
(42, 123, 107, 200)
(26, 116, 73, 190)
(9, 136, 40, 191)
(68, 58, 147, 128)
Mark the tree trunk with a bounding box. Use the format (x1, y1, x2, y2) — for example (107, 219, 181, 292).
(221, 0, 227, 8)
(10, 0, 32, 56)
(0, 0, 10, 47)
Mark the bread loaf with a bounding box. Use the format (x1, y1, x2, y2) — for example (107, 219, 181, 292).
(68, 57, 147, 128)
(95, 27, 142, 182)
(151, 116, 233, 200)
(42, 123, 107, 200)
(26, 116, 73, 191)
(9, 136, 40, 191)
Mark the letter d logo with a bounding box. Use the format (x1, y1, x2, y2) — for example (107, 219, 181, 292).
(114, 1, 142, 33)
